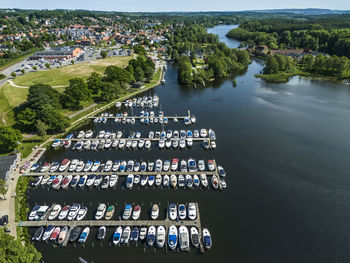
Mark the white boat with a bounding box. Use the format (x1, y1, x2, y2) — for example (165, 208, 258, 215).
(208, 160, 215, 171)
(200, 174, 208, 187)
(48, 204, 62, 220)
(109, 174, 118, 187)
(95, 203, 106, 220)
(190, 227, 200, 248)
(101, 175, 109, 189)
(208, 129, 216, 140)
(188, 202, 197, 220)
(156, 226, 166, 248)
(112, 139, 119, 148)
(147, 226, 156, 246)
(171, 158, 179, 171)
(83, 161, 93, 172)
(148, 162, 154, 171)
(126, 174, 134, 189)
(155, 174, 162, 186)
(121, 226, 131, 244)
(122, 204, 132, 220)
(76, 206, 87, 221)
(221, 178, 227, 189)
(170, 174, 177, 188)
(178, 174, 185, 187)
(86, 174, 96, 187)
(91, 161, 101, 172)
(163, 174, 170, 187)
(78, 227, 90, 243)
(58, 205, 70, 220)
(59, 159, 70, 172)
(151, 204, 159, 220)
(104, 160, 113, 172)
(179, 226, 190, 251)
(132, 205, 141, 220)
(211, 175, 219, 189)
(68, 159, 79, 172)
(140, 175, 148, 186)
(85, 130, 93, 138)
(168, 225, 178, 250)
(168, 203, 177, 220)
(42, 225, 55, 241)
(78, 175, 87, 188)
(217, 166, 226, 177)
(112, 226, 122, 245)
(139, 227, 147, 241)
(94, 175, 103, 186)
(198, 160, 205, 171)
(202, 228, 212, 249)
(200, 129, 208, 138)
(148, 175, 155, 186)
(134, 175, 140, 185)
(211, 140, 216, 149)
(75, 161, 85, 172)
(178, 204, 187, 220)
(83, 140, 91, 150)
(67, 204, 80, 221)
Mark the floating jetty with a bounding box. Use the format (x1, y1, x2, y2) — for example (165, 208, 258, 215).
(89, 110, 191, 120)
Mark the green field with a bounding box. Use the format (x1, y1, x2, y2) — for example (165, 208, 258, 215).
(13, 56, 133, 87)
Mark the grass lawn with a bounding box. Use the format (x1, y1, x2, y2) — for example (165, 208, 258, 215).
(13, 56, 133, 87)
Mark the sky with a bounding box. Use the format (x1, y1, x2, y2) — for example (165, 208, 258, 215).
(1, 0, 349, 12)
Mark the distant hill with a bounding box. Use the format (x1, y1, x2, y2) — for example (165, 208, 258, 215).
(244, 8, 350, 15)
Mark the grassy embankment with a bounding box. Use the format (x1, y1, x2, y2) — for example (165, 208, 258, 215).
(15, 176, 30, 242)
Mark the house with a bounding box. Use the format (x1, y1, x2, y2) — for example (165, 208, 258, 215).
(0, 155, 18, 183)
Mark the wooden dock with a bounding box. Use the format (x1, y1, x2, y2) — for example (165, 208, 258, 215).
(18, 202, 203, 248)
(89, 111, 191, 120)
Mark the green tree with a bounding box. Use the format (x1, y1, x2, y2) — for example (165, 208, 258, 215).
(37, 105, 69, 133)
(264, 55, 279, 74)
(45, 63, 50, 69)
(64, 78, 90, 110)
(100, 50, 108, 58)
(134, 67, 144, 81)
(0, 179, 7, 199)
(177, 56, 192, 84)
(27, 84, 61, 111)
(11, 72, 16, 78)
(104, 66, 134, 84)
(87, 72, 103, 94)
(36, 120, 47, 139)
(15, 108, 37, 132)
(20, 69, 25, 75)
(32, 66, 37, 71)
(0, 126, 22, 154)
(99, 82, 121, 102)
(0, 228, 42, 262)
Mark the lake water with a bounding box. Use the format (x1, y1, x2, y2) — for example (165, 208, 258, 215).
(29, 25, 350, 263)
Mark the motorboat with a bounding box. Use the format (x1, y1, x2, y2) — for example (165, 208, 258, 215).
(67, 203, 80, 221)
(190, 227, 200, 248)
(112, 160, 121, 172)
(58, 226, 69, 245)
(78, 227, 90, 243)
(163, 160, 170, 171)
(51, 175, 63, 189)
(170, 174, 177, 188)
(217, 165, 226, 177)
(139, 226, 147, 241)
(155, 159, 163, 172)
(140, 162, 147, 172)
(131, 140, 138, 149)
(158, 138, 165, 148)
(130, 174, 138, 184)
(42, 225, 54, 241)
(116, 131, 123, 139)
(140, 175, 148, 187)
(202, 228, 212, 249)
(186, 138, 193, 147)
(188, 159, 197, 172)
(151, 204, 159, 220)
(126, 160, 134, 172)
(203, 139, 210, 150)
(112, 139, 119, 148)
(78, 175, 87, 188)
(105, 205, 115, 220)
(97, 226, 106, 240)
(193, 129, 199, 138)
(28, 205, 40, 221)
(200, 129, 208, 138)
(179, 226, 190, 251)
(148, 161, 154, 171)
(50, 227, 61, 241)
(148, 175, 155, 186)
(76, 206, 88, 221)
(172, 138, 179, 148)
(85, 130, 93, 138)
(133, 161, 140, 172)
(75, 161, 85, 172)
(112, 226, 122, 245)
(208, 160, 215, 171)
(69, 227, 82, 242)
(193, 174, 200, 187)
(83, 161, 93, 172)
(126, 174, 134, 189)
(109, 174, 118, 187)
(30, 163, 40, 172)
(41, 175, 49, 185)
(126, 140, 132, 148)
(155, 174, 162, 186)
(119, 161, 126, 172)
(95, 203, 106, 220)
(130, 227, 139, 242)
(178, 204, 187, 220)
(58, 159, 70, 171)
(185, 174, 193, 188)
(156, 226, 166, 248)
(184, 117, 191, 125)
(83, 140, 91, 150)
(211, 175, 219, 189)
(221, 178, 227, 189)
(180, 159, 187, 172)
(31, 176, 42, 187)
(171, 158, 179, 171)
(58, 205, 70, 220)
(47, 176, 56, 185)
(48, 204, 62, 220)
(211, 140, 216, 149)
(101, 175, 109, 189)
(178, 175, 185, 187)
(86, 174, 96, 187)
(49, 162, 60, 173)
(68, 159, 79, 172)
(122, 204, 132, 220)
(168, 203, 177, 220)
(121, 226, 131, 244)
(132, 205, 141, 220)
(98, 130, 106, 139)
(104, 160, 113, 172)
(40, 163, 50, 173)
(200, 174, 208, 187)
(94, 174, 103, 187)
(91, 161, 101, 172)
(32, 226, 44, 241)
(51, 139, 61, 149)
(188, 203, 197, 220)
(147, 226, 156, 246)
(190, 115, 196, 123)
(77, 130, 85, 139)
(198, 160, 205, 171)
(118, 139, 126, 149)
(168, 225, 178, 250)
(163, 174, 170, 187)
(61, 175, 72, 189)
